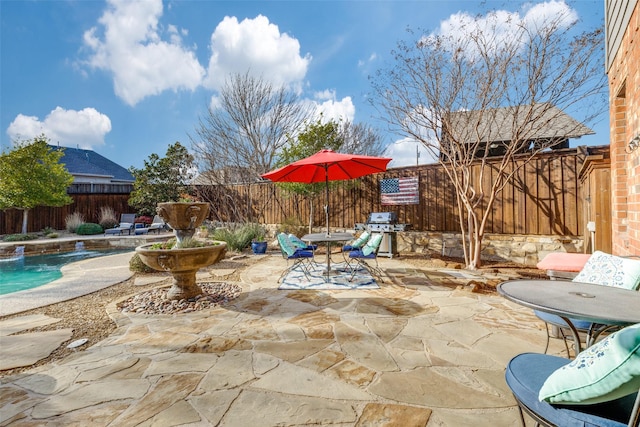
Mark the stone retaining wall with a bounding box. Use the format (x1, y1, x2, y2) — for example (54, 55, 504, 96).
(265, 224, 586, 266)
(397, 231, 585, 266)
(0, 235, 168, 257)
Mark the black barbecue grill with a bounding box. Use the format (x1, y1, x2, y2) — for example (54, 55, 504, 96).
(355, 212, 409, 258)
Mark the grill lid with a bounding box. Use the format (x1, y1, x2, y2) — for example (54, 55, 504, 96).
(367, 212, 398, 224)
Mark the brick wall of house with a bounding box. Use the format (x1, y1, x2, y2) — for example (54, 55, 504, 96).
(608, 2, 640, 255)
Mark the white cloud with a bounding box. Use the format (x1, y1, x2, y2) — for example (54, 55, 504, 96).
(82, 0, 205, 106)
(312, 92, 355, 123)
(204, 15, 311, 91)
(385, 137, 438, 167)
(426, 0, 577, 59)
(7, 107, 112, 149)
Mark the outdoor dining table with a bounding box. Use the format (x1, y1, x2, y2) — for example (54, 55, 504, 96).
(302, 232, 353, 280)
(497, 279, 640, 354)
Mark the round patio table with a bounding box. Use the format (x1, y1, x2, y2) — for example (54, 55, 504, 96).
(498, 279, 640, 353)
(302, 232, 353, 280)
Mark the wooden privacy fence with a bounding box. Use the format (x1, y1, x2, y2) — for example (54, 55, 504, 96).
(199, 147, 595, 237)
(1, 193, 132, 235)
(1, 147, 598, 236)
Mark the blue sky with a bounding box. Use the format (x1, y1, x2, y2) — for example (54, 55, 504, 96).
(1, 0, 606, 171)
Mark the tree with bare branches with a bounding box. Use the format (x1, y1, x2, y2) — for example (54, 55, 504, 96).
(191, 72, 312, 222)
(372, 9, 607, 269)
(192, 72, 311, 183)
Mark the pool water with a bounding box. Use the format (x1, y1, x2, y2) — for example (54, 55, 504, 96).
(0, 249, 131, 295)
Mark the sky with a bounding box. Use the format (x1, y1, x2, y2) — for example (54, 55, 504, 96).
(0, 0, 606, 171)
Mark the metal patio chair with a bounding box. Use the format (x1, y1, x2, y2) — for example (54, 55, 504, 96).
(346, 233, 384, 282)
(276, 233, 315, 282)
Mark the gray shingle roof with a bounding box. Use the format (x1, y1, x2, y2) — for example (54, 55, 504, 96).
(50, 145, 134, 183)
(444, 103, 594, 143)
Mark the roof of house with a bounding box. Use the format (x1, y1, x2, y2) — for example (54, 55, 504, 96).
(444, 103, 595, 143)
(50, 145, 134, 183)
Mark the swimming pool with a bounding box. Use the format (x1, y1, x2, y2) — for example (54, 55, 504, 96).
(0, 248, 132, 295)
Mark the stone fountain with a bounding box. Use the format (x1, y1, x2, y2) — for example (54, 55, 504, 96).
(135, 202, 227, 300)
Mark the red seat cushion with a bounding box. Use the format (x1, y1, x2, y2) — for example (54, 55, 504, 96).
(536, 253, 592, 272)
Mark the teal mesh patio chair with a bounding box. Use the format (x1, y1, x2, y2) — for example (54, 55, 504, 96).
(346, 233, 384, 282)
(277, 233, 315, 282)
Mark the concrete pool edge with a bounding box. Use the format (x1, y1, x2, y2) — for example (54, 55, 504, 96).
(0, 251, 135, 317)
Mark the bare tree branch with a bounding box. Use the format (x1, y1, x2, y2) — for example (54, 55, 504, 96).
(372, 10, 607, 268)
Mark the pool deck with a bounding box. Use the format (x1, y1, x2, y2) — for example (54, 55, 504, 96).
(0, 252, 136, 316)
(0, 250, 567, 426)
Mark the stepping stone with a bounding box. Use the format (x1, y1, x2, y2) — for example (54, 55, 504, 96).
(0, 329, 73, 370)
(0, 314, 61, 336)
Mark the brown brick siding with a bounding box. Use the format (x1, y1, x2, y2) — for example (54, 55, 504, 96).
(609, 2, 640, 255)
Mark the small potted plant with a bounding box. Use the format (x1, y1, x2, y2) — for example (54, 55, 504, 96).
(250, 227, 268, 254)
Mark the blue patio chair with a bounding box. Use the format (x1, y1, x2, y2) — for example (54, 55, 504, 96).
(535, 252, 640, 358)
(506, 353, 639, 427)
(342, 230, 370, 252)
(276, 233, 315, 282)
(505, 323, 640, 426)
(346, 233, 384, 282)
(288, 234, 318, 251)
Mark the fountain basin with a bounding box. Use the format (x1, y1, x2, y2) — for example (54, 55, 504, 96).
(156, 202, 209, 234)
(135, 241, 227, 300)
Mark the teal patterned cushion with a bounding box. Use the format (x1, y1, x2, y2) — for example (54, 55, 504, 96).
(539, 323, 640, 404)
(288, 234, 308, 249)
(350, 231, 371, 249)
(277, 233, 296, 256)
(362, 234, 383, 256)
(573, 251, 640, 290)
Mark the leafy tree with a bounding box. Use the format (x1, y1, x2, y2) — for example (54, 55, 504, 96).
(277, 119, 343, 232)
(0, 136, 74, 234)
(276, 118, 386, 232)
(372, 9, 606, 269)
(128, 142, 195, 216)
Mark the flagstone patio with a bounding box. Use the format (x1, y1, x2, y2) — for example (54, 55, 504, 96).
(0, 254, 562, 426)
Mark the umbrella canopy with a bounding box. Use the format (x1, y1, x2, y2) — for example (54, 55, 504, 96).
(261, 149, 392, 235)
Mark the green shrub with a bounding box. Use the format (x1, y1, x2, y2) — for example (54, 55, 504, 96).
(277, 217, 306, 237)
(211, 223, 266, 252)
(2, 233, 39, 242)
(129, 253, 157, 273)
(46, 233, 59, 239)
(65, 212, 85, 233)
(41, 226, 55, 235)
(76, 223, 104, 235)
(98, 206, 119, 229)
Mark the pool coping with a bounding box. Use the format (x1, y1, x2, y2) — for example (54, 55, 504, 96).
(0, 252, 137, 317)
(0, 233, 172, 257)
(0, 234, 173, 317)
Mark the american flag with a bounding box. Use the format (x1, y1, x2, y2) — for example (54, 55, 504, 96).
(380, 177, 419, 205)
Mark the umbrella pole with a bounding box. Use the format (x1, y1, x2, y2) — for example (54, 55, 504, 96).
(325, 166, 330, 237)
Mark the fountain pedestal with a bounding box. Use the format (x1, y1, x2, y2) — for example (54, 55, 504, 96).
(135, 202, 227, 300)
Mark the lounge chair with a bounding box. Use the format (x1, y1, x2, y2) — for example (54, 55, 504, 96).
(104, 213, 136, 235)
(147, 215, 168, 233)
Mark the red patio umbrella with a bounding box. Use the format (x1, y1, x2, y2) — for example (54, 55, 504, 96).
(261, 149, 392, 236)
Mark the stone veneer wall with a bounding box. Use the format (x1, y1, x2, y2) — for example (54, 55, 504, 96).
(265, 225, 585, 267)
(396, 232, 585, 266)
